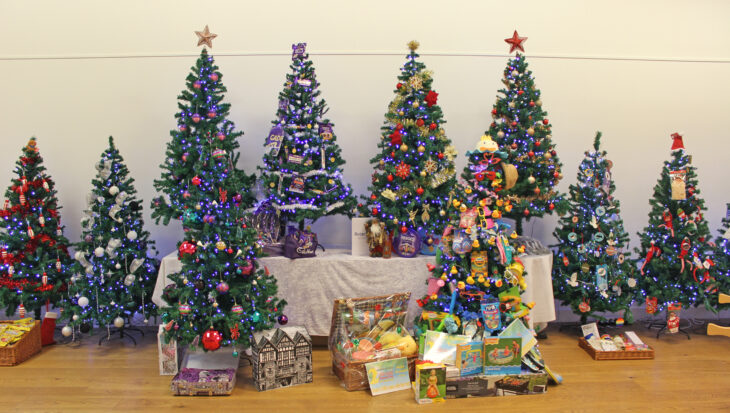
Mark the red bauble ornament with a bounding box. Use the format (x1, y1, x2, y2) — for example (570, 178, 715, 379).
(518, 90, 524, 96)
(192, 176, 201, 186)
(429, 123, 437, 130)
(542, 119, 549, 125)
(528, 151, 535, 158)
(437, 153, 444, 160)
(202, 328, 222, 351)
(491, 109, 497, 115)
(387, 174, 394, 182)
(523, 209, 530, 216)
(511, 121, 517, 127)
(529, 101, 535, 107)
(191, 114, 201, 123)
(533, 187, 541, 194)
(551, 150, 557, 156)
(400, 225, 407, 233)
(390, 151, 396, 158)
(370, 194, 377, 200)
(416, 187, 424, 195)
(553, 171, 560, 178)
(535, 140, 541, 147)
(209, 73, 219, 81)
(396, 82, 403, 89)
(179, 241, 197, 256)
(549, 203, 555, 211)
(416, 119, 425, 127)
(207, 111, 217, 118)
(372, 208, 379, 215)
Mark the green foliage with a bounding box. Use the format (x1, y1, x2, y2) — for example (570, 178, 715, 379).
(486, 53, 568, 231)
(359, 42, 457, 236)
(154, 49, 286, 350)
(635, 143, 717, 312)
(152, 48, 256, 227)
(259, 44, 357, 226)
(552, 132, 636, 323)
(60, 137, 159, 332)
(0, 138, 72, 317)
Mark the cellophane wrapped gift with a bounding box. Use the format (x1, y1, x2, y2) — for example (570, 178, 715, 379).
(328, 293, 418, 391)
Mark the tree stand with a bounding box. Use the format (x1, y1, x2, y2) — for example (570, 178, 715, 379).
(646, 317, 691, 340)
(99, 324, 145, 346)
(707, 293, 730, 338)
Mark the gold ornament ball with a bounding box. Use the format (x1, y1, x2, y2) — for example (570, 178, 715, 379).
(195, 203, 201, 210)
(439, 210, 446, 216)
(544, 152, 552, 159)
(536, 99, 543, 106)
(216, 241, 226, 250)
(269, 182, 275, 188)
(213, 302, 219, 308)
(292, 148, 297, 154)
(330, 157, 336, 162)
(306, 124, 312, 129)
(328, 179, 334, 184)
(527, 128, 535, 136)
(379, 160, 385, 166)
(393, 218, 399, 224)
(497, 131, 505, 139)
(400, 144, 408, 152)
(511, 70, 519, 77)
(527, 175, 536, 184)
(420, 170, 427, 177)
(412, 101, 420, 108)
(417, 145, 426, 153)
(398, 111, 405, 116)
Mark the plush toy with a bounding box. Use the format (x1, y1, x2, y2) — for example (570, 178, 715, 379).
(365, 218, 387, 257)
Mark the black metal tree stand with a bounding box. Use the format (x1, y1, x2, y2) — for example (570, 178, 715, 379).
(99, 321, 145, 346)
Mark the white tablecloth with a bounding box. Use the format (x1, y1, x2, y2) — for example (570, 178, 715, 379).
(151, 250, 555, 336)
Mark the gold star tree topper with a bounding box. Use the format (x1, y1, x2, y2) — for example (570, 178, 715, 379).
(407, 40, 420, 51)
(195, 25, 217, 48)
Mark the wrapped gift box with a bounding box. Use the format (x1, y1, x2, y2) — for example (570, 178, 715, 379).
(445, 370, 548, 398)
(170, 368, 236, 396)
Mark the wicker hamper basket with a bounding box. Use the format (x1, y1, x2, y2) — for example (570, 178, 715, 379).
(0, 320, 41, 366)
(328, 292, 416, 391)
(578, 337, 654, 360)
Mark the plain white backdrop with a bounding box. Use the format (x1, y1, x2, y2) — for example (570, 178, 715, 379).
(1, 0, 729, 290)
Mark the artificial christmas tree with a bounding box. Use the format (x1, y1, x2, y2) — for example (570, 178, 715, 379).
(60, 137, 159, 342)
(636, 133, 717, 315)
(155, 29, 286, 352)
(552, 132, 637, 324)
(152, 31, 255, 227)
(0, 138, 72, 319)
(710, 204, 730, 310)
(259, 42, 357, 229)
(359, 41, 457, 241)
(415, 134, 529, 336)
(487, 31, 567, 232)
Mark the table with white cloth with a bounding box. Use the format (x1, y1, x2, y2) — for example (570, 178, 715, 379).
(151, 249, 555, 336)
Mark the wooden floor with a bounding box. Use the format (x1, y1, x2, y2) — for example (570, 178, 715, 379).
(2, 324, 730, 412)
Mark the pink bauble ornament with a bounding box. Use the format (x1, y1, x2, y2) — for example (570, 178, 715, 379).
(231, 305, 243, 315)
(436, 279, 445, 287)
(193, 81, 202, 89)
(207, 111, 216, 118)
(178, 125, 187, 132)
(216, 132, 225, 141)
(191, 114, 201, 123)
(216, 281, 229, 294)
(209, 73, 219, 81)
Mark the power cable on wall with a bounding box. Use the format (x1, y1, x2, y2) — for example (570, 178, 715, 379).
(0, 51, 728, 64)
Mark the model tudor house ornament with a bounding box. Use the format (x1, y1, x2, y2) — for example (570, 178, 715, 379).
(251, 326, 313, 391)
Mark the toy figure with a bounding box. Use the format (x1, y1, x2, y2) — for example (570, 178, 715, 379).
(365, 218, 386, 257)
(426, 369, 440, 398)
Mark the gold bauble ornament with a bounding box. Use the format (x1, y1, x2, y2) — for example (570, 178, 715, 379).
(528, 175, 536, 184)
(545, 152, 552, 159)
(536, 99, 543, 106)
(439, 210, 446, 216)
(216, 241, 226, 250)
(497, 131, 505, 139)
(195, 204, 201, 210)
(330, 157, 336, 162)
(398, 111, 405, 116)
(328, 179, 334, 184)
(306, 124, 312, 129)
(420, 171, 427, 177)
(400, 144, 408, 152)
(269, 182, 275, 188)
(418, 145, 426, 153)
(393, 218, 399, 224)
(292, 148, 297, 154)
(379, 160, 385, 166)
(412, 101, 420, 108)
(527, 128, 535, 136)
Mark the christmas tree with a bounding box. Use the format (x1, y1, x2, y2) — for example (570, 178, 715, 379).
(259, 43, 357, 229)
(636, 133, 718, 313)
(0, 138, 72, 318)
(152, 29, 255, 227)
(359, 41, 457, 237)
(713, 205, 730, 305)
(416, 134, 529, 335)
(487, 31, 568, 232)
(60, 137, 159, 337)
(552, 132, 637, 324)
(156, 28, 286, 352)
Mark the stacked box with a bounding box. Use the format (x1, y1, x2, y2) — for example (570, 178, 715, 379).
(445, 370, 548, 398)
(170, 368, 236, 396)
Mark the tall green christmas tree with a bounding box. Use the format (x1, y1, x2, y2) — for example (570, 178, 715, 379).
(416, 134, 529, 335)
(152, 29, 255, 227)
(552, 132, 636, 324)
(710, 205, 730, 308)
(487, 31, 568, 232)
(60, 137, 159, 338)
(0, 138, 72, 318)
(155, 28, 286, 352)
(359, 41, 457, 237)
(636, 133, 717, 313)
(259, 43, 357, 229)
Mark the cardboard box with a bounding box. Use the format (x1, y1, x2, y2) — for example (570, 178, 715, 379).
(445, 370, 548, 399)
(351, 217, 370, 256)
(251, 326, 313, 391)
(158, 325, 181, 376)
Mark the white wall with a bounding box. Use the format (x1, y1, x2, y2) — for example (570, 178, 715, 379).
(1, 0, 729, 260)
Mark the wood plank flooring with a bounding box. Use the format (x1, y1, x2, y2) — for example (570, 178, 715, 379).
(2, 324, 730, 412)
